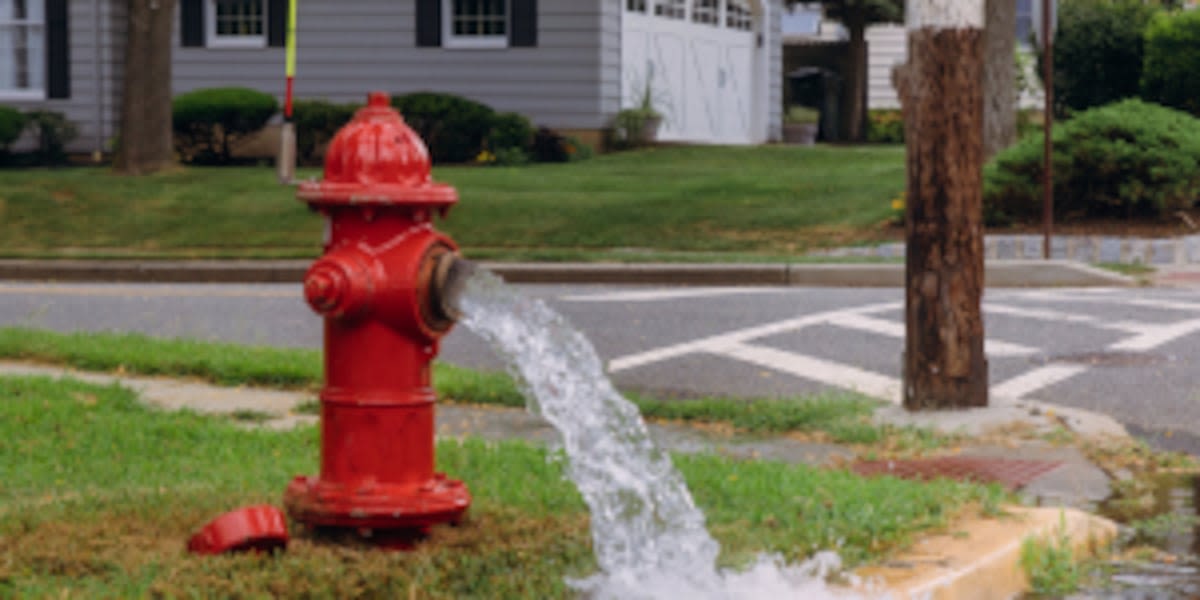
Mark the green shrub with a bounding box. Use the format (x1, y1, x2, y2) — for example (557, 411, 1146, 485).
(1141, 9, 1200, 117)
(24, 110, 77, 165)
(867, 109, 904, 144)
(984, 99, 1200, 223)
(292, 99, 358, 165)
(1036, 0, 1159, 117)
(391, 92, 495, 163)
(488, 111, 534, 154)
(564, 136, 594, 162)
(173, 87, 278, 164)
(0, 105, 26, 151)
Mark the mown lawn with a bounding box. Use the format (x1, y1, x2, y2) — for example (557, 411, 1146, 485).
(0, 376, 1003, 598)
(0, 145, 905, 260)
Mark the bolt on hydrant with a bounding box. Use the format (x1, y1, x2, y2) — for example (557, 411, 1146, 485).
(282, 91, 472, 542)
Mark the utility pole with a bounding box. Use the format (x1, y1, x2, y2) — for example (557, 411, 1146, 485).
(900, 0, 989, 410)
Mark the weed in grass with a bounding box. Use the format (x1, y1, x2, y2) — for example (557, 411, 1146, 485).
(228, 409, 274, 423)
(292, 398, 320, 415)
(1127, 512, 1200, 546)
(1020, 515, 1083, 597)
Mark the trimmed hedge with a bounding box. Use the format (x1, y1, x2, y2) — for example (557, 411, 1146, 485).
(173, 87, 278, 164)
(292, 99, 358, 165)
(24, 110, 77, 165)
(1037, 0, 1159, 117)
(390, 92, 539, 164)
(1141, 9, 1200, 117)
(391, 92, 496, 164)
(0, 106, 25, 151)
(983, 99, 1200, 223)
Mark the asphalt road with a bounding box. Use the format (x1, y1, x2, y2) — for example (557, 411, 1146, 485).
(4, 280, 1200, 453)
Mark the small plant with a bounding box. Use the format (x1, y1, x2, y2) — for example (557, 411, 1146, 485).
(866, 109, 904, 144)
(531, 127, 572, 163)
(492, 146, 532, 166)
(1020, 515, 1083, 596)
(0, 105, 27, 154)
(173, 87, 278, 165)
(614, 77, 664, 148)
(24, 110, 77, 165)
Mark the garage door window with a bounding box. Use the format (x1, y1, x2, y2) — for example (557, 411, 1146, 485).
(726, 0, 753, 31)
(655, 0, 686, 19)
(692, 0, 719, 25)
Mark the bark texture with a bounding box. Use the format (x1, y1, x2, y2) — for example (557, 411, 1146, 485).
(901, 27, 989, 410)
(114, 0, 176, 175)
(982, 0, 1017, 160)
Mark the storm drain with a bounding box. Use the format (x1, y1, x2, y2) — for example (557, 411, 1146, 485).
(851, 457, 1064, 490)
(1031, 351, 1173, 368)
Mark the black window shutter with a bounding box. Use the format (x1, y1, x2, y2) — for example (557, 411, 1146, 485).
(510, 0, 537, 47)
(46, 0, 69, 99)
(181, 0, 205, 47)
(268, 0, 287, 47)
(416, 0, 441, 47)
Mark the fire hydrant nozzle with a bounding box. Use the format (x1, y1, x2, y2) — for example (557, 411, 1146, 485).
(284, 92, 472, 538)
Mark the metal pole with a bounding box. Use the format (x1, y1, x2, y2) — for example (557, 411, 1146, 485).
(1042, 0, 1054, 260)
(277, 0, 298, 184)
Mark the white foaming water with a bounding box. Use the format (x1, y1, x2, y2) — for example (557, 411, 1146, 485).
(458, 270, 872, 599)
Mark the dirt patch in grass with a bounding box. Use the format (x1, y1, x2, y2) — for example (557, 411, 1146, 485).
(0, 500, 593, 598)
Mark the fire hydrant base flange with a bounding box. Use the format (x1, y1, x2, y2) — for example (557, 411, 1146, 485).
(283, 474, 470, 531)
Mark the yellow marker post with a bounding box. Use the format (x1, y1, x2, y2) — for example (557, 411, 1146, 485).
(278, 0, 298, 184)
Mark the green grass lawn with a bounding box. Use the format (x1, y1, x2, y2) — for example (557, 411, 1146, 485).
(0, 146, 906, 260)
(0, 376, 1003, 597)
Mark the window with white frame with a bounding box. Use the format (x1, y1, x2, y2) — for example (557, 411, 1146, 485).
(655, 0, 686, 20)
(626, 0, 647, 13)
(0, 0, 45, 98)
(726, 0, 754, 31)
(444, 0, 507, 48)
(207, 0, 266, 48)
(692, 0, 719, 25)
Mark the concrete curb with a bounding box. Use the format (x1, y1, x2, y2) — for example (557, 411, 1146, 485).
(0, 258, 1136, 288)
(856, 506, 1117, 600)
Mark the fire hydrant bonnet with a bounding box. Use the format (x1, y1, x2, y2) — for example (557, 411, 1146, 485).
(297, 91, 457, 209)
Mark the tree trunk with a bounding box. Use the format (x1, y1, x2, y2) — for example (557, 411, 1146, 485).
(982, 0, 1017, 160)
(901, 26, 989, 410)
(113, 0, 176, 175)
(843, 14, 868, 142)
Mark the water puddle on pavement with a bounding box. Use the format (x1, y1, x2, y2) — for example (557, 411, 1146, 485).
(1058, 473, 1200, 598)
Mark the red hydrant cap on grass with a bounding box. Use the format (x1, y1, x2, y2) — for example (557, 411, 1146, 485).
(187, 505, 289, 555)
(298, 91, 457, 208)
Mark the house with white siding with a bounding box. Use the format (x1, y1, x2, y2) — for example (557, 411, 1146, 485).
(1, 0, 784, 156)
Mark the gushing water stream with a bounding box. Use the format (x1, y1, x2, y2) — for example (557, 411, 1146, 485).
(458, 269, 863, 599)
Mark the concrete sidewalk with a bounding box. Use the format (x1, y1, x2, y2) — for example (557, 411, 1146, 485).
(0, 258, 1137, 287)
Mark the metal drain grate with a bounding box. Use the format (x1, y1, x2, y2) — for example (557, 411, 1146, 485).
(851, 457, 1064, 490)
(1032, 351, 1173, 368)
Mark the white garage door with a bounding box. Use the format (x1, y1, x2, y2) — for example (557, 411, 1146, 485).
(622, 0, 762, 145)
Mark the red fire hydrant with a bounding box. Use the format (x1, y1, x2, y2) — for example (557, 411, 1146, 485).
(282, 91, 472, 539)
